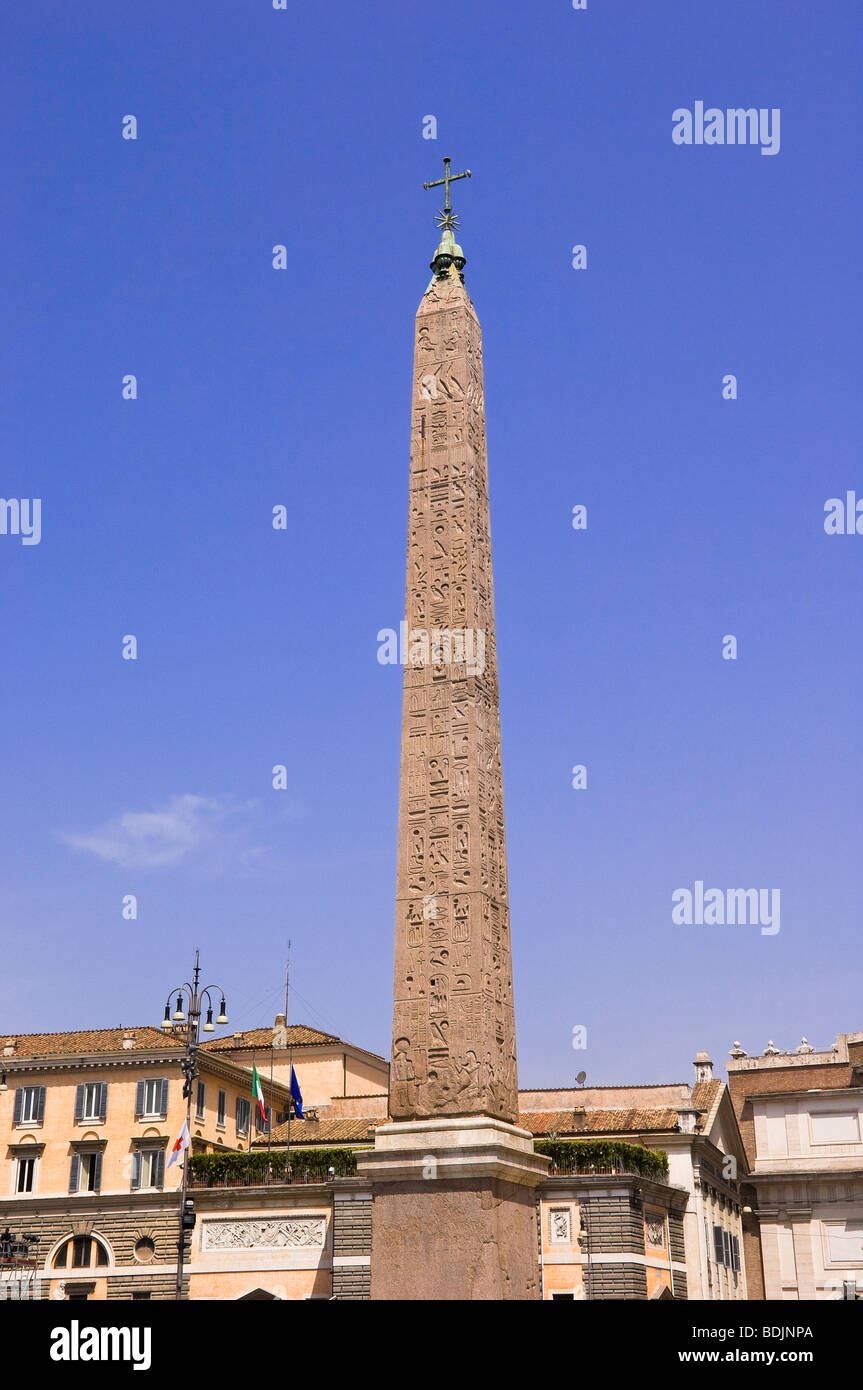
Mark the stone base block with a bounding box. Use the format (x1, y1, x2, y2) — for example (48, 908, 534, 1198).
(357, 1116, 548, 1301)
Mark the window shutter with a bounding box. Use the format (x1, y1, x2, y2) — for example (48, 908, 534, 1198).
(36, 1086, 46, 1122)
(98, 1083, 108, 1121)
(154, 1150, 165, 1189)
(713, 1225, 724, 1265)
(236, 1097, 242, 1130)
(93, 1152, 103, 1193)
(69, 1154, 81, 1193)
(12, 1089, 23, 1125)
(135, 1081, 145, 1118)
(74, 1085, 86, 1123)
(131, 1151, 141, 1190)
(159, 1079, 169, 1115)
(722, 1229, 732, 1267)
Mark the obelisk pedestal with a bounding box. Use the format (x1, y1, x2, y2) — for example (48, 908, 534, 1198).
(364, 164, 548, 1300)
(358, 1118, 547, 1300)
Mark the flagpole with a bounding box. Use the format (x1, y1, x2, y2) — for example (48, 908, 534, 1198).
(284, 948, 293, 1183)
(286, 1044, 293, 1182)
(267, 1040, 274, 1183)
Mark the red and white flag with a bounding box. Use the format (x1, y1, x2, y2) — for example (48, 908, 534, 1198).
(167, 1119, 190, 1168)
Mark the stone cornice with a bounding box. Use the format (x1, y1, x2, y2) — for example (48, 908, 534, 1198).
(0, 1048, 293, 1102)
(539, 1172, 688, 1211)
(0, 1051, 185, 1075)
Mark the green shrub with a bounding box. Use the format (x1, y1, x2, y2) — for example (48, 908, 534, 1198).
(533, 1139, 669, 1181)
(189, 1146, 362, 1186)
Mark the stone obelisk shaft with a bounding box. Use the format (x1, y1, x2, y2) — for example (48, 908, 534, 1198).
(388, 247, 518, 1125)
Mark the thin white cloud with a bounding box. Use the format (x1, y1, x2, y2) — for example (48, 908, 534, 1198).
(60, 794, 223, 869)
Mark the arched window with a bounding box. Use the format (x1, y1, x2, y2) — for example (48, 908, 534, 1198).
(53, 1235, 110, 1270)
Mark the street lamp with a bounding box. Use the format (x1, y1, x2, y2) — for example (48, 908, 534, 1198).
(0, 1228, 40, 1300)
(159, 949, 229, 1301)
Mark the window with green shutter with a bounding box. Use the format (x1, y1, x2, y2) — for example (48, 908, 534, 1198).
(132, 1148, 165, 1190)
(75, 1083, 108, 1123)
(135, 1078, 169, 1118)
(14, 1086, 46, 1125)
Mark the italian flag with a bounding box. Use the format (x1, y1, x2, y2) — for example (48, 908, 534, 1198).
(252, 1065, 267, 1123)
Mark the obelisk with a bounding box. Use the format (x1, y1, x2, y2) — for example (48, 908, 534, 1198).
(358, 161, 547, 1301)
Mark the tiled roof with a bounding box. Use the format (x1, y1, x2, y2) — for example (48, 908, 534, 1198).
(0, 1027, 183, 1058)
(201, 1025, 341, 1052)
(523, 1109, 681, 1136)
(255, 1107, 684, 1148)
(256, 1116, 381, 1147)
(691, 1078, 724, 1129)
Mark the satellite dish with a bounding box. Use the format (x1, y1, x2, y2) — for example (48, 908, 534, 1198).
(575, 1071, 587, 1086)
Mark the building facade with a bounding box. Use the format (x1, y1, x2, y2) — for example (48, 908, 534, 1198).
(727, 1030, 863, 1300)
(1, 1024, 769, 1302)
(0, 1023, 383, 1301)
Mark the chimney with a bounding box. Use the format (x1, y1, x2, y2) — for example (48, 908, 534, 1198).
(3, 1038, 16, 1057)
(122, 1030, 136, 1050)
(693, 1051, 713, 1084)
(273, 1014, 287, 1048)
(677, 1106, 699, 1134)
(232, 1032, 244, 1043)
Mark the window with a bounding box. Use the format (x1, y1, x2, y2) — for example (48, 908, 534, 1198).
(551, 1292, 575, 1300)
(713, 1224, 737, 1268)
(132, 1292, 151, 1301)
(217, 1090, 226, 1127)
(134, 1237, 155, 1263)
(53, 1237, 109, 1270)
(73, 1237, 92, 1268)
(13, 1086, 46, 1126)
(195, 1081, 205, 1120)
(74, 1083, 108, 1124)
(255, 1104, 271, 1135)
(69, 1151, 102, 1194)
(67, 1287, 92, 1301)
(135, 1078, 169, 1119)
(236, 1098, 250, 1136)
(131, 1148, 165, 1191)
(16, 1156, 37, 1193)
(713, 1225, 725, 1266)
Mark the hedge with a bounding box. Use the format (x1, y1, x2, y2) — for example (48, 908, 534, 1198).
(533, 1139, 669, 1182)
(189, 1146, 362, 1186)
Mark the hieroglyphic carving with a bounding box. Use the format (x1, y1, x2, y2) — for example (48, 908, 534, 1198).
(389, 256, 518, 1124)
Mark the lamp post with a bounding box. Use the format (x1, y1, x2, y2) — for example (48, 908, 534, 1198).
(159, 949, 229, 1301)
(0, 1228, 40, 1301)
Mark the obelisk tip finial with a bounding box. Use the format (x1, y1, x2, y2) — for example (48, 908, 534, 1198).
(423, 157, 471, 278)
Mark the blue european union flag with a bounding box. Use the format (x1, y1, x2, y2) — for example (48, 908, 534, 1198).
(290, 1066, 304, 1119)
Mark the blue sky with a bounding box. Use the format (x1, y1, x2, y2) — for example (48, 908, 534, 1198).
(1, 1, 860, 1088)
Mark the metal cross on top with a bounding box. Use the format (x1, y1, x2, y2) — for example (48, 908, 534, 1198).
(423, 156, 471, 229)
